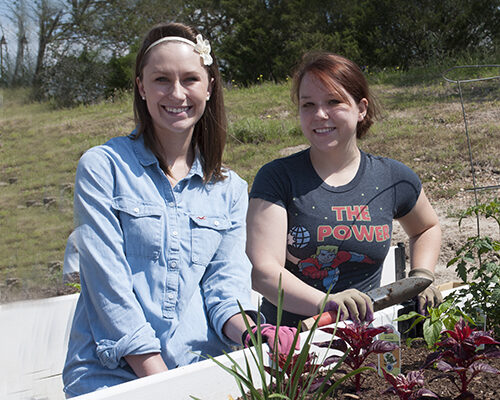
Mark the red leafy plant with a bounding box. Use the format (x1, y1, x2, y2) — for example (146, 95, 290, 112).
(382, 369, 438, 400)
(423, 318, 500, 399)
(314, 319, 398, 393)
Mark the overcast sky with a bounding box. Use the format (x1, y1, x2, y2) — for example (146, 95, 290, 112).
(0, 0, 36, 64)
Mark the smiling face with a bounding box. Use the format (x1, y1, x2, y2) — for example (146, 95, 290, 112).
(136, 41, 212, 139)
(298, 72, 367, 154)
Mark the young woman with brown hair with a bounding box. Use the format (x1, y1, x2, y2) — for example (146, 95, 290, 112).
(62, 22, 296, 397)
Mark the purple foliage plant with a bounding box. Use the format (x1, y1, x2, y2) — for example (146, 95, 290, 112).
(423, 318, 500, 398)
(382, 369, 438, 400)
(315, 319, 398, 393)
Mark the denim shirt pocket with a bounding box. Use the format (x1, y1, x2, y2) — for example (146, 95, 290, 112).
(112, 196, 163, 260)
(189, 215, 230, 266)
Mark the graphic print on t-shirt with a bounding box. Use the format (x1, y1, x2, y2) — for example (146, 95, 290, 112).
(287, 203, 383, 290)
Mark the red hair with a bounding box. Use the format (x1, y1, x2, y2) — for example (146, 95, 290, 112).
(291, 52, 379, 138)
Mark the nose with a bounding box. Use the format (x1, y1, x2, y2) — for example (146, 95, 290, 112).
(169, 80, 185, 100)
(315, 106, 328, 119)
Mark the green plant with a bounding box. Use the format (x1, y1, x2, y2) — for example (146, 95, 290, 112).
(197, 280, 367, 400)
(446, 198, 500, 337)
(394, 298, 474, 350)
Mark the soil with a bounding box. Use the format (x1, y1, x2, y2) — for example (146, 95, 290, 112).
(237, 341, 500, 400)
(332, 341, 500, 400)
(391, 195, 499, 287)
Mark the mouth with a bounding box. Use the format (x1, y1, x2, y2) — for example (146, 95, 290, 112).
(162, 105, 192, 114)
(313, 127, 335, 134)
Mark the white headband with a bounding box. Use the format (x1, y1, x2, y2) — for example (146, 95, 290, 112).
(144, 34, 213, 66)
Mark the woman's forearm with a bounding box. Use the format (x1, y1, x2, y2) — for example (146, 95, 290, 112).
(124, 353, 168, 378)
(252, 263, 327, 316)
(408, 223, 442, 273)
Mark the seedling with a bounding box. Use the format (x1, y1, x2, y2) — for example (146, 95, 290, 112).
(382, 369, 438, 400)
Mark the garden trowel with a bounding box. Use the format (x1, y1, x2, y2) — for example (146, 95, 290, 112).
(301, 276, 432, 331)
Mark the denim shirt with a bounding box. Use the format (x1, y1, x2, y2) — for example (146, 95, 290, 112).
(63, 134, 255, 397)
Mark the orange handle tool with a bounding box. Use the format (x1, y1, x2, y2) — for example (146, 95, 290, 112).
(301, 310, 337, 332)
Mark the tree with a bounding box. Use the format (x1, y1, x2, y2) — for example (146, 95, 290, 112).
(9, 0, 31, 85)
(32, 0, 64, 85)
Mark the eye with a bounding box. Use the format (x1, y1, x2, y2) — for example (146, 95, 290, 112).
(185, 76, 201, 83)
(300, 102, 313, 108)
(328, 98, 341, 105)
(155, 76, 169, 82)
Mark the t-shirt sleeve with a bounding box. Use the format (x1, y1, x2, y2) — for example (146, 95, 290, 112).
(391, 159, 422, 219)
(249, 160, 290, 209)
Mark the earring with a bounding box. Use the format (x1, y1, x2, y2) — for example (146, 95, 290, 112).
(142, 96, 146, 101)
(206, 95, 211, 101)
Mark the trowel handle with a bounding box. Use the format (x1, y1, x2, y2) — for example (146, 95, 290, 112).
(301, 310, 337, 332)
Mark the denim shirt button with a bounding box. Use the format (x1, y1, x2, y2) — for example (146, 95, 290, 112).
(192, 255, 199, 262)
(172, 231, 178, 236)
(133, 207, 139, 213)
(213, 220, 219, 226)
(168, 202, 175, 207)
(168, 293, 174, 300)
(170, 261, 177, 268)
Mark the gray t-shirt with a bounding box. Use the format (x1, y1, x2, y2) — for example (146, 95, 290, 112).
(249, 149, 421, 326)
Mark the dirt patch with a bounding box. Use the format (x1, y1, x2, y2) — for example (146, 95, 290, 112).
(333, 342, 500, 400)
(392, 198, 499, 286)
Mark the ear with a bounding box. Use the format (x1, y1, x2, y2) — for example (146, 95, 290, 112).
(136, 76, 145, 98)
(357, 98, 368, 121)
(207, 77, 214, 100)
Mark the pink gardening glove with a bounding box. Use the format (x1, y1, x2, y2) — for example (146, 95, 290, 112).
(244, 324, 300, 354)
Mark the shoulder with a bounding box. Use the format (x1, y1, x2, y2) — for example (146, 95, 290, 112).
(255, 149, 310, 179)
(222, 169, 248, 192)
(79, 136, 133, 164)
(76, 136, 135, 181)
(363, 152, 419, 179)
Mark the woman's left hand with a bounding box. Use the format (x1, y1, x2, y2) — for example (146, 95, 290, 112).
(409, 268, 443, 314)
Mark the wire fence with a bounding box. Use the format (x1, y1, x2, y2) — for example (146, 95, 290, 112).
(442, 65, 500, 237)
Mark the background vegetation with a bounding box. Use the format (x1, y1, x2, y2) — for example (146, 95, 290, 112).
(0, 0, 499, 300)
(0, 65, 499, 302)
(0, 0, 499, 105)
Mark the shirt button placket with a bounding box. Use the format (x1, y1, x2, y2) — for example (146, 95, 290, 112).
(163, 193, 180, 318)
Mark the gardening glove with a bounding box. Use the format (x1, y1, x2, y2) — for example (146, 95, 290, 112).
(243, 324, 300, 354)
(408, 268, 443, 315)
(324, 288, 374, 323)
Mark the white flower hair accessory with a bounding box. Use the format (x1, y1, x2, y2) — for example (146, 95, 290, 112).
(144, 34, 213, 66)
(193, 34, 213, 66)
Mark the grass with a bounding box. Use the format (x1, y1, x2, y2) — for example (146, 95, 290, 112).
(0, 67, 499, 301)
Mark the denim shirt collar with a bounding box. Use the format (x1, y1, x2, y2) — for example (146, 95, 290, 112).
(129, 131, 204, 180)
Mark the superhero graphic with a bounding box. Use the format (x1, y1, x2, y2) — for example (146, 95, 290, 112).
(297, 245, 375, 290)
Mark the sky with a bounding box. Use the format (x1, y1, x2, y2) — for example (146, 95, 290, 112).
(0, 0, 37, 65)
(0, 0, 19, 63)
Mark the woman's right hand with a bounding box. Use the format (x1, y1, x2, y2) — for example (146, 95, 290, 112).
(323, 289, 373, 322)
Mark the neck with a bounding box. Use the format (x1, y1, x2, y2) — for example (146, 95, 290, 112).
(309, 145, 361, 187)
(155, 129, 195, 185)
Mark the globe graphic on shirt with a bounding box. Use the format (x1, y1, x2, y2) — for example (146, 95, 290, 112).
(289, 226, 310, 248)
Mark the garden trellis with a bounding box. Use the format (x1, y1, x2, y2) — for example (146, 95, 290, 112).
(442, 65, 500, 237)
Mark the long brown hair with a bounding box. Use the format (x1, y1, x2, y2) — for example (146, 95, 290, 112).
(133, 22, 227, 182)
(291, 52, 380, 139)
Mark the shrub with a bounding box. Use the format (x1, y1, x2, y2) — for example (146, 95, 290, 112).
(36, 51, 110, 108)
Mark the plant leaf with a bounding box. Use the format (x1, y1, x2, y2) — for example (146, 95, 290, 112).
(469, 361, 500, 375)
(415, 388, 439, 398)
